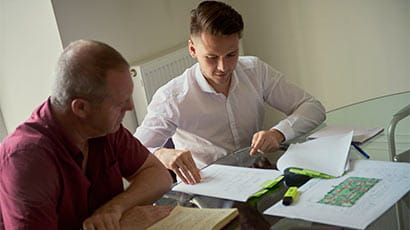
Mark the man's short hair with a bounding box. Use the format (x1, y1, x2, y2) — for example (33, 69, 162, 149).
(190, 1, 244, 38)
(51, 40, 129, 110)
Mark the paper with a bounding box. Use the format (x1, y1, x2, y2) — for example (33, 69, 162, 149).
(277, 131, 353, 177)
(172, 164, 282, 201)
(308, 125, 384, 143)
(264, 159, 410, 229)
(147, 206, 238, 230)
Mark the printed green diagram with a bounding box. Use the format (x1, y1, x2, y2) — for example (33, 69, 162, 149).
(318, 177, 381, 207)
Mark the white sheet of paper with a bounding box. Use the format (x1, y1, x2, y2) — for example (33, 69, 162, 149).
(277, 131, 353, 177)
(172, 164, 282, 201)
(308, 125, 384, 143)
(264, 160, 410, 229)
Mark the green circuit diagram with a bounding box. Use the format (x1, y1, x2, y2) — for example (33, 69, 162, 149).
(318, 177, 381, 207)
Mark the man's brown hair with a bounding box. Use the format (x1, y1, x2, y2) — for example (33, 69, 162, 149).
(190, 1, 244, 38)
(51, 40, 129, 110)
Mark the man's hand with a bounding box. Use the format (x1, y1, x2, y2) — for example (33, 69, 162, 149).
(250, 129, 285, 155)
(83, 204, 122, 230)
(154, 148, 201, 184)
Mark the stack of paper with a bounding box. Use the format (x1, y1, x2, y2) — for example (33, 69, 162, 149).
(308, 125, 384, 144)
(277, 131, 353, 177)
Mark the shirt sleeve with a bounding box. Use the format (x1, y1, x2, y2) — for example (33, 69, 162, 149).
(0, 148, 59, 229)
(256, 58, 326, 141)
(134, 87, 178, 153)
(114, 125, 150, 179)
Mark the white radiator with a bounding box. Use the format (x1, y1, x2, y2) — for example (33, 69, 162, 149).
(130, 46, 196, 125)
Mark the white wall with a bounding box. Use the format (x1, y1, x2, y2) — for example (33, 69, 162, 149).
(1, 0, 408, 134)
(233, 0, 409, 116)
(52, 0, 205, 65)
(0, 110, 6, 142)
(51, 0, 208, 131)
(0, 0, 63, 134)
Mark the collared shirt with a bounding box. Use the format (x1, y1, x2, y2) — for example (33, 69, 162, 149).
(0, 99, 149, 229)
(135, 56, 325, 168)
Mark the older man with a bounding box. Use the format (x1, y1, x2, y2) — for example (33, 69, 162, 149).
(0, 40, 172, 229)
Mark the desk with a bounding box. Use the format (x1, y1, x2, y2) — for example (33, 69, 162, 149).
(154, 92, 410, 229)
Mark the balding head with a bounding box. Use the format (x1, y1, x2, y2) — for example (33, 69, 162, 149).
(51, 40, 129, 110)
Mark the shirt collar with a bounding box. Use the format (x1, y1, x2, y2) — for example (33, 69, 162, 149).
(194, 65, 238, 94)
(41, 98, 83, 166)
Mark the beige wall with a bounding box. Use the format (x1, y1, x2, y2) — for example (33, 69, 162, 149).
(51, 0, 208, 132)
(1, 0, 408, 134)
(52, 0, 204, 65)
(232, 0, 409, 127)
(0, 0, 63, 134)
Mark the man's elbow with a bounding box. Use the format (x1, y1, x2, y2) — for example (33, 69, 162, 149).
(158, 166, 173, 194)
(317, 101, 326, 124)
(149, 154, 174, 195)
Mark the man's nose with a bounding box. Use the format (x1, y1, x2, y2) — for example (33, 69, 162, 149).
(217, 57, 227, 72)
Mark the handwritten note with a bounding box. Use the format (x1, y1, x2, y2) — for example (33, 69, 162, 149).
(172, 164, 282, 201)
(147, 206, 238, 230)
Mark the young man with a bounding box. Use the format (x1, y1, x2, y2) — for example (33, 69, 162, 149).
(0, 40, 173, 229)
(135, 1, 326, 185)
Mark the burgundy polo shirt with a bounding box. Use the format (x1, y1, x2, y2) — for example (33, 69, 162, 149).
(0, 99, 149, 229)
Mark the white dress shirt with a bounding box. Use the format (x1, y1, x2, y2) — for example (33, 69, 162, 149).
(135, 56, 325, 168)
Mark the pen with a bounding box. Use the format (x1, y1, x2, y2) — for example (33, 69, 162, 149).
(282, 186, 298, 206)
(351, 143, 370, 159)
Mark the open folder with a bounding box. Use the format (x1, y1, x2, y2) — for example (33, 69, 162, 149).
(277, 131, 353, 177)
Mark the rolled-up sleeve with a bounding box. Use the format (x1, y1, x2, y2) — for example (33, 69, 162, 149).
(257, 59, 326, 141)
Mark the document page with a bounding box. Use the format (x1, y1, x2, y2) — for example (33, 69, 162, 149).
(308, 125, 384, 143)
(277, 131, 353, 177)
(147, 206, 238, 230)
(172, 164, 282, 201)
(264, 160, 410, 229)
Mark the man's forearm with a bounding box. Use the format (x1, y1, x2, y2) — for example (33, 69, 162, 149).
(98, 155, 172, 214)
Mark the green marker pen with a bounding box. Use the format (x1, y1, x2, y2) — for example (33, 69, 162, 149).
(282, 186, 298, 206)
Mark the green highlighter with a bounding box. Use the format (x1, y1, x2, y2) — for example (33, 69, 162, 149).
(289, 168, 335, 179)
(248, 175, 284, 200)
(284, 168, 335, 187)
(282, 186, 298, 206)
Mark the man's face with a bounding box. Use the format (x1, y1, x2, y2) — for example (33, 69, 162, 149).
(189, 32, 240, 92)
(86, 68, 134, 137)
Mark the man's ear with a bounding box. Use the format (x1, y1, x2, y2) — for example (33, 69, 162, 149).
(188, 39, 197, 58)
(71, 98, 90, 118)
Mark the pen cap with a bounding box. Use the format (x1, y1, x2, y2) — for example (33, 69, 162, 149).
(282, 186, 298, 206)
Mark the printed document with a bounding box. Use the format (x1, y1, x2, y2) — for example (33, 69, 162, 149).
(277, 131, 353, 177)
(172, 164, 282, 201)
(264, 159, 410, 229)
(308, 125, 384, 143)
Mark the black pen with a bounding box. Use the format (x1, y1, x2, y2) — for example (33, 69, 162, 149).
(351, 143, 370, 159)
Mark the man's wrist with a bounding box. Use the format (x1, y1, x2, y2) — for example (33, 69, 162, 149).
(271, 129, 285, 143)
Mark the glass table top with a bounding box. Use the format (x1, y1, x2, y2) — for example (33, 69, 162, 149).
(155, 91, 410, 229)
